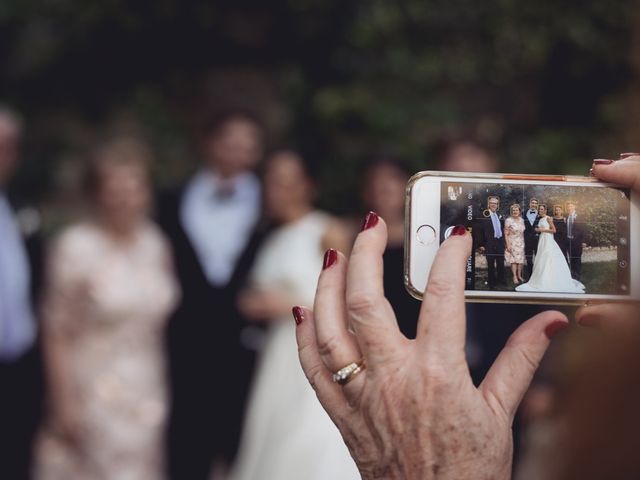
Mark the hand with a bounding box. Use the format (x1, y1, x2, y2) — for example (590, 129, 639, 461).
(238, 288, 292, 322)
(293, 215, 568, 480)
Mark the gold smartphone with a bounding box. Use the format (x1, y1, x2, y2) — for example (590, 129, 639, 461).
(405, 171, 640, 305)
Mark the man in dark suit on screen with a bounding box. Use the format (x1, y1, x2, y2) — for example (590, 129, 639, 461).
(476, 195, 506, 288)
(157, 109, 269, 480)
(523, 198, 540, 278)
(566, 201, 586, 280)
(0, 106, 44, 480)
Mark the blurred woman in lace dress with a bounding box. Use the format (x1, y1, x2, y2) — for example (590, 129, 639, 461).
(35, 138, 179, 480)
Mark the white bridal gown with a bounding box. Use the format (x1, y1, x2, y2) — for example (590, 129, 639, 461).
(229, 211, 359, 480)
(516, 216, 585, 294)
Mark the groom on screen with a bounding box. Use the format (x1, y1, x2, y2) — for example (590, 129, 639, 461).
(477, 195, 506, 288)
(523, 198, 540, 278)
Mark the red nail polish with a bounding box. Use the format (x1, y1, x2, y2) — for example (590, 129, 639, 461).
(292, 306, 304, 325)
(451, 225, 467, 236)
(619, 152, 640, 159)
(545, 320, 569, 339)
(323, 249, 338, 270)
(592, 159, 614, 165)
(361, 211, 379, 231)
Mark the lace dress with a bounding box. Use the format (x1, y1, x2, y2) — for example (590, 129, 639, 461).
(229, 211, 359, 480)
(504, 216, 525, 264)
(35, 222, 179, 480)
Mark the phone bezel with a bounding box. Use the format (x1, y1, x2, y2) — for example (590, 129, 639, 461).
(405, 171, 640, 305)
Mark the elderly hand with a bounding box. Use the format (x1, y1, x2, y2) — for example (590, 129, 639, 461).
(577, 153, 640, 329)
(293, 213, 568, 480)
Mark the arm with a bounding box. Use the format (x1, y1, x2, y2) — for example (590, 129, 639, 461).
(504, 219, 512, 251)
(41, 235, 85, 445)
(547, 217, 556, 234)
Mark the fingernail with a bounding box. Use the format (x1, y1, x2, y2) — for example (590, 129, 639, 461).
(361, 211, 379, 231)
(619, 152, 640, 159)
(545, 320, 569, 339)
(589, 168, 595, 177)
(451, 224, 467, 236)
(292, 306, 304, 325)
(323, 249, 338, 270)
(592, 159, 614, 165)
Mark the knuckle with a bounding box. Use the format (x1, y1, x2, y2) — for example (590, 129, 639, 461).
(425, 275, 455, 299)
(304, 362, 327, 392)
(317, 333, 343, 358)
(346, 290, 377, 317)
(513, 344, 540, 374)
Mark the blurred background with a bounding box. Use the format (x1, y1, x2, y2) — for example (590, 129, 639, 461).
(2, 1, 640, 479)
(4, 0, 640, 214)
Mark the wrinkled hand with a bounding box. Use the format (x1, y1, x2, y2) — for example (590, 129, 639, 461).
(294, 216, 568, 480)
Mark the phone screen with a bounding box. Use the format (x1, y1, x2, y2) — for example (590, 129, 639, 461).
(440, 181, 631, 296)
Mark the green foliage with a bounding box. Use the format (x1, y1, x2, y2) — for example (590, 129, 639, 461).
(0, 0, 637, 212)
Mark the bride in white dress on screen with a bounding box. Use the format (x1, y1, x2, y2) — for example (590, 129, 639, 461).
(229, 150, 359, 480)
(516, 204, 585, 293)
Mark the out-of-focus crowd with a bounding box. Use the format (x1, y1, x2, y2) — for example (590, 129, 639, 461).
(0, 105, 541, 480)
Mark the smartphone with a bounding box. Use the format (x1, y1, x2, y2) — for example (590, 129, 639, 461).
(405, 171, 640, 305)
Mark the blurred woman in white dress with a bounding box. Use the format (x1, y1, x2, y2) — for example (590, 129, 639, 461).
(35, 138, 179, 480)
(516, 204, 584, 294)
(229, 149, 358, 480)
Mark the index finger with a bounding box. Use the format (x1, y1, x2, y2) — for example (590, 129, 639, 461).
(592, 157, 640, 193)
(417, 226, 471, 363)
(345, 212, 406, 365)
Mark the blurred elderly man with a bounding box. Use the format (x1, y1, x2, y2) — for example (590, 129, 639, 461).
(0, 106, 44, 480)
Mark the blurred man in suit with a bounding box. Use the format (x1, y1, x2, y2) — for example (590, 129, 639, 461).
(158, 109, 268, 480)
(0, 106, 44, 480)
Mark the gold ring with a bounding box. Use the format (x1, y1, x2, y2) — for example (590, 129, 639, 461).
(332, 359, 366, 385)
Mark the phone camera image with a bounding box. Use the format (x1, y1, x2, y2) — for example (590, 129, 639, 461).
(439, 181, 631, 296)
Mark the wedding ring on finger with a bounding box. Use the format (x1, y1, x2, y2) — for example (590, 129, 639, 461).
(332, 359, 366, 386)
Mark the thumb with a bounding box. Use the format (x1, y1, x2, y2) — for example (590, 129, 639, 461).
(479, 311, 569, 421)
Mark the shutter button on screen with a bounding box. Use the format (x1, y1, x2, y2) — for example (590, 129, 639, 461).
(417, 225, 436, 245)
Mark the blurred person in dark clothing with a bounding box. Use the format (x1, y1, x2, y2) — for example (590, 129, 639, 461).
(35, 138, 178, 480)
(0, 106, 44, 480)
(157, 110, 268, 480)
(360, 156, 421, 339)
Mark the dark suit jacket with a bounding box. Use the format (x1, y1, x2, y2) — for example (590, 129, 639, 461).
(567, 214, 585, 244)
(156, 185, 270, 461)
(475, 213, 505, 254)
(523, 211, 540, 245)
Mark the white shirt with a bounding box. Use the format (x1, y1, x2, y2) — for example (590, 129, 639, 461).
(180, 169, 261, 287)
(526, 209, 537, 226)
(0, 195, 37, 361)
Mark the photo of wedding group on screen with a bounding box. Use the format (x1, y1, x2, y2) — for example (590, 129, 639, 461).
(440, 182, 630, 295)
